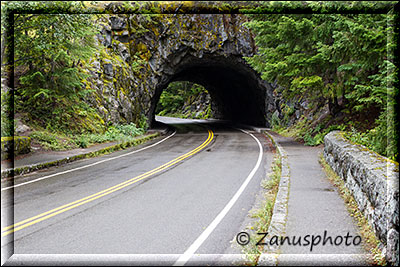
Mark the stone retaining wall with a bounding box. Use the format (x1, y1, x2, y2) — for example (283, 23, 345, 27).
(324, 131, 399, 266)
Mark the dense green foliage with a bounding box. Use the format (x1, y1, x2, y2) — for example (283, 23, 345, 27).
(15, 16, 98, 132)
(156, 81, 212, 119)
(1, 1, 106, 136)
(244, 3, 398, 160)
(1, 91, 13, 137)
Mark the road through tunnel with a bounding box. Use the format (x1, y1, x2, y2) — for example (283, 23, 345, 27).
(150, 54, 268, 127)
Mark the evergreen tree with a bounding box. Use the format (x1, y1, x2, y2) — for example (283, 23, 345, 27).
(244, 2, 397, 159)
(2, 1, 98, 132)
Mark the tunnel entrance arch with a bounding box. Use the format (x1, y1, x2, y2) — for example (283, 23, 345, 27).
(93, 12, 278, 128)
(149, 53, 268, 127)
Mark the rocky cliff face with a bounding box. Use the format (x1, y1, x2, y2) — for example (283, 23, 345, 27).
(83, 5, 276, 127)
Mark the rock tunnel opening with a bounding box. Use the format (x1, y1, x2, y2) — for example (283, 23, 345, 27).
(150, 54, 268, 127)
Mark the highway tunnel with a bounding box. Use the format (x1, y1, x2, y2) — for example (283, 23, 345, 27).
(150, 54, 269, 127)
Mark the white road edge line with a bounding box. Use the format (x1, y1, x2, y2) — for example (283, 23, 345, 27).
(173, 128, 263, 266)
(1, 131, 177, 191)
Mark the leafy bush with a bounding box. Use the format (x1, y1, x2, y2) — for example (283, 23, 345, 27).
(1, 90, 13, 137)
(137, 114, 149, 130)
(270, 112, 282, 130)
(344, 117, 398, 161)
(278, 115, 347, 147)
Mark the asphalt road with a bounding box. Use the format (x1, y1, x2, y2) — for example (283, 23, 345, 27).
(1, 117, 270, 265)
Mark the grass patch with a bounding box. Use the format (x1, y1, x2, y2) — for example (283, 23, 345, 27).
(242, 153, 282, 265)
(30, 123, 146, 150)
(319, 154, 386, 266)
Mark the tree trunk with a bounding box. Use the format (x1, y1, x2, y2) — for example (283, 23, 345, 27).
(341, 87, 348, 107)
(328, 96, 340, 115)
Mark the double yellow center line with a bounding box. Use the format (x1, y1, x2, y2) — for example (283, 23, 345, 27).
(2, 130, 214, 237)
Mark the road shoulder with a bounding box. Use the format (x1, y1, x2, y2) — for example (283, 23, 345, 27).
(258, 131, 372, 266)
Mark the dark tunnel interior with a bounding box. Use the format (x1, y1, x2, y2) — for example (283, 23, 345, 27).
(150, 54, 268, 127)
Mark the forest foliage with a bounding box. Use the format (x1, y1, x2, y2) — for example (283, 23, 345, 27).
(1, 1, 104, 137)
(243, 2, 398, 160)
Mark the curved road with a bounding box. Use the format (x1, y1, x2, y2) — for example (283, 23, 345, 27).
(1, 118, 270, 265)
